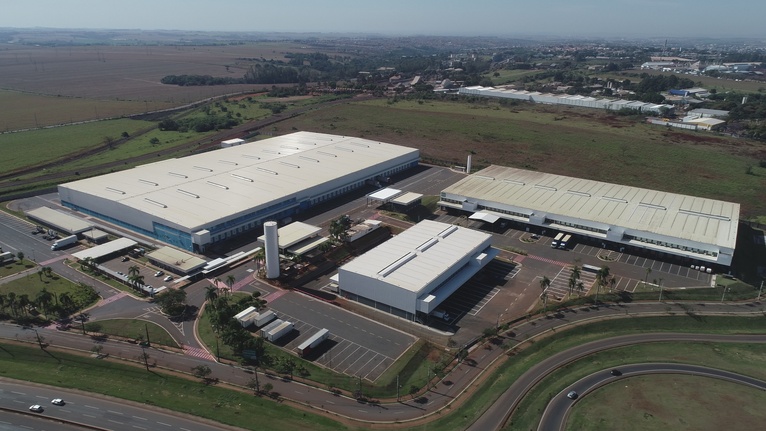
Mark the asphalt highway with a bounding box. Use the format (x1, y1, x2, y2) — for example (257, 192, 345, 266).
(0, 379, 243, 431)
(540, 363, 766, 431)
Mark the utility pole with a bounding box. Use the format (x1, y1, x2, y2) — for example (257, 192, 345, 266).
(396, 374, 400, 401)
(658, 279, 664, 302)
(144, 323, 151, 347)
(33, 329, 44, 349)
(758, 280, 763, 301)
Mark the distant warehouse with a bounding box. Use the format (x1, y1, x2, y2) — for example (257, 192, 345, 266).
(458, 86, 674, 115)
(337, 220, 497, 321)
(59, 132, 419, 252)
(440, 166, 739, 267)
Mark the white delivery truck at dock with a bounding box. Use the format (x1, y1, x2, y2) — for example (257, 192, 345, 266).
(266, 321, 294, 342)
(297, 328, 330, 357)
(51, 234, 78, 250)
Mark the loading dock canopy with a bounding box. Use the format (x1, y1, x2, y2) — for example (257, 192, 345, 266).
(72, 238, 137, 261)
(469, 211, 500, 223)
(368, 188, 402, 203)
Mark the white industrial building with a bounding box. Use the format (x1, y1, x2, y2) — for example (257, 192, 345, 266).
(458, 86, 673, 114)
(58, 132, 419, 252)
(337, 220, 497, 320)
(440, 166, 739, 267)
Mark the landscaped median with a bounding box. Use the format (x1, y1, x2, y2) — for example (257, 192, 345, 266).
(2, 309, 765, 431)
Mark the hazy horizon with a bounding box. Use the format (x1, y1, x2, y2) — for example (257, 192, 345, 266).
(1, 0, 764, 39)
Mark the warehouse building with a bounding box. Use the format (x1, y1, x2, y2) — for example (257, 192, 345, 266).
(458, 86, 674, 114)
(440, 166, 739, 267)
(59, 132, 419, 252)
(337, 220, 497, 321)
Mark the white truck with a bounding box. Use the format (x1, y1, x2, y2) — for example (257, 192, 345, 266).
(297, 328, 330, 357)
(51, 234, 78, 250)
(266, 321, 294, 342)
(432, 308, 450, 321)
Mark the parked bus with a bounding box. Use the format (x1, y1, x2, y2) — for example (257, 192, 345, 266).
(559, 234, 572, 249)
(551, 233, 564, 248)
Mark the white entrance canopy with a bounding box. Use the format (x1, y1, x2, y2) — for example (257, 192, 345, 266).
(368, 188, 402, 202)
(469, 211, 500, 223)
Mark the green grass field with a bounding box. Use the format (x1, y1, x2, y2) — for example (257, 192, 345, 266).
(566, 374, 766, 431)
(0, 343, 346, 431)
(0, 269, 98, 318)
(275, 98, 766, 218)
(86, 319, 179, 348)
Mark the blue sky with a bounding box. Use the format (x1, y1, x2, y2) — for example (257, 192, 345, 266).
(1, 0, 762, 38)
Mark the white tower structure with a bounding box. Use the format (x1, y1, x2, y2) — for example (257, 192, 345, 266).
(466, 154, 473, 174)
(264, 221, 280, 279)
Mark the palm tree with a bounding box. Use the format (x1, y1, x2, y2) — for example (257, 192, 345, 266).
(595, 266, 611, 303)
(18, 294, 30, 316)
(571, 264, 581, 282)
(205, 286, 219, 310)
(644, 267, 652, 287)
(576, 281, 585, 295)
(35, 288, 53, 316)
(539, 276, 551, 313)
(226, 275, 236, 294)
(59, 292, 75, 313)
(6, 292, 17, 317)
(568, 273, 577, 296)
(128, 265, 140, 278)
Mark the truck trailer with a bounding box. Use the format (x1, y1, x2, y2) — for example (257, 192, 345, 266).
(259, 319, 284, 338)
(266, 321, 294, 342)
(254, 310, 276, 327)
(51, 234, 78, 251)
(296, 328, 330, 357)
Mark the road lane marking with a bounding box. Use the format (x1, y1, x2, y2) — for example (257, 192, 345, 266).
(85, 405, 99, 409)
(108, 410, 123, 415)
(132, 426, 147, 430)
(83, 414, 96, 418)
(108, 419, 124, 424)
(157, 421, 172, 427)
(132, 416, 148, 420)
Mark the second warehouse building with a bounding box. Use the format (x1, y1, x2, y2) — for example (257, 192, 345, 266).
(337, 220, 497, 321)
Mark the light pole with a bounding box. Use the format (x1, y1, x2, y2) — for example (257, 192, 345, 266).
(658, 278, 664, 302)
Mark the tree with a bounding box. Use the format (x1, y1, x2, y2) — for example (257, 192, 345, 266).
(538, 275, 551, 313)
(154, 289, 187, 316)
(35, 288, 53, 316)
(91, 344, 103, 357)
(16, 251, 24, 264)
(644, 267, 652, 287)
(204, 286, 219, 310)
(595, 266, 611, 303)
(263, 383, 274, 395)
(225, 275, 236, 294)
(191, 365, 212, 381)
(246, 375, 260, 394)
(149, 137, 160, 146)
(59, 292, 75, 313)
(128, 265, 140, 278)
(6, 292, 17, 317)
(18, 294, 30, 316)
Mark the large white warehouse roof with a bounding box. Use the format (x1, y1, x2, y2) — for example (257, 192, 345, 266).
(59, 132, 418, 231)
(443, 166, 739, 250)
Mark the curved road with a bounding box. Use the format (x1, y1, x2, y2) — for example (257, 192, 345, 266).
(541, 363, 766, 430)
(467, 333, 766, 431)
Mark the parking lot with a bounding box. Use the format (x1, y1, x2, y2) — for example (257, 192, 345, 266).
(437, 260, 520, 324)
(266, 293, 416, 382)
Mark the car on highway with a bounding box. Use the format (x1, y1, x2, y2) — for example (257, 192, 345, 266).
(154, 270, 164, 277)
(51, 398, 65, 406)
(29, 404, 44, 412)
(566, 391, 578, 400)
(610, 369, 622, 376)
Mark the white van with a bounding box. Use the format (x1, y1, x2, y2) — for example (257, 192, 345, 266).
(551, 233, 564, 248)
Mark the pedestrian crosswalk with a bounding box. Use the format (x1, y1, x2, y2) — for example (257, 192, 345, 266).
(527, 254, 570, 267)
(99, 292, 127, 306)
(184, 346, 216, 361)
